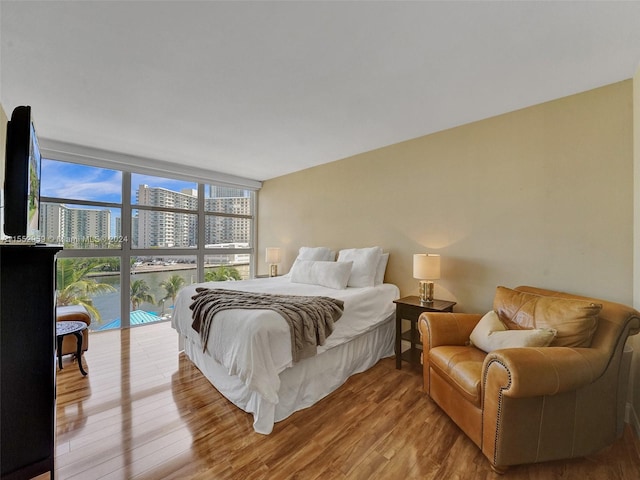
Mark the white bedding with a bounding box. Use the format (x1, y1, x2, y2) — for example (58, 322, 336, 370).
(171, 276, 399, 432)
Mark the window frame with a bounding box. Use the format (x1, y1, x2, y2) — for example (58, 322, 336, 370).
(39, 140, 260, 329)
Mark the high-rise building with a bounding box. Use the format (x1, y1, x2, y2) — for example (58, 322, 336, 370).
(207, 186, 248, 198)
(40, 202, 110, 244)
(133, 184, 251, 248)
(135, 185, 197, 248)
(114, 216, 121, 238)
(40, 202, 66, 242)
(204, 196, 251, 245)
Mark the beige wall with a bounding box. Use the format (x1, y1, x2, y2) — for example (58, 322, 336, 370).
(632, 67, 640, 432)
(259, 81, 634, 315)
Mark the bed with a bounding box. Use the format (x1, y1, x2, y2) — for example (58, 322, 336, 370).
(171, 246, 399, 434)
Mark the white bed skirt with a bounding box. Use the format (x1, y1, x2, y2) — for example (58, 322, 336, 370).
(180, 313, 395, 434)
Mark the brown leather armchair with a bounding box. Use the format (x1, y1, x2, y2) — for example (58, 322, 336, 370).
(418, 286, 640, 473)
(56, 305, 91, 356)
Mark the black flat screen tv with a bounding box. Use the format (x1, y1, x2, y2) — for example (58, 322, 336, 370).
(3, 105, 42, 240)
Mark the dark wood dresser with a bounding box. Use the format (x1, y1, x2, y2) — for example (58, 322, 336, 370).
(1, 244, 62, 479)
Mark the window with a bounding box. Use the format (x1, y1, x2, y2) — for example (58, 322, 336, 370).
(203, 184, 253, 281)
(40, 160, 122, 249)
(132, 173, 198, 248)
(205, 254, 250, 281)
(39, 157, 257, 330)
(130, 255, 196, 326)
(56, 256, 121, 332)
(204, 184, 253, 247)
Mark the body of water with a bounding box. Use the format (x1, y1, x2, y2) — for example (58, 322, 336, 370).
(89, 264, 249, 330)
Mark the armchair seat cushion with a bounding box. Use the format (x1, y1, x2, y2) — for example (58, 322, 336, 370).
(429, 345, 486, 406)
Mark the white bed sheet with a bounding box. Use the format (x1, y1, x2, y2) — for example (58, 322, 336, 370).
(171, 276, 399, 433)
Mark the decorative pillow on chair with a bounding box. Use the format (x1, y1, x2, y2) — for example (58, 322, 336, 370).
(493, 286, 601, 347)
(469, 310, 557, 353)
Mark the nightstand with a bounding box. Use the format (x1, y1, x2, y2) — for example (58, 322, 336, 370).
(394, 296, 456, 369)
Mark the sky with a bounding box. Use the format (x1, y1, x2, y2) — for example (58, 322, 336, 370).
(40, 159, 197, 204)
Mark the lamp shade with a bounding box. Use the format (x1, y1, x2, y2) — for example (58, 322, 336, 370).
(413, 254, 441, 280)
(265, 247, 282, 264)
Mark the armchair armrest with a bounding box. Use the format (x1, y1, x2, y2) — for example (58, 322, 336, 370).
(419, 313, 483, 349)
(483, 347, 608, 398)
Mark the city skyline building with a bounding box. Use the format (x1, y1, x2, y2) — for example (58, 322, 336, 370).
(135, 184, 251, 248)
(37, 184, 251, 248)
(41, 202, 111, 244)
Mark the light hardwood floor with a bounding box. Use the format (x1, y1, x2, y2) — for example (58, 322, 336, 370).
(50, 321, 640, 480)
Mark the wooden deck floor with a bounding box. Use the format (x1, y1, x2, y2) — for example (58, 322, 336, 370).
(49, 321, 640, 479)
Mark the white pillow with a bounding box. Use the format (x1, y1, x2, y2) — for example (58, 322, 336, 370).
(375, 253, 389, 285)
(296, 246, 334, 261)
(290, 260, 353, 289)
(469, 310, 557, 353)
(337, 246, 383, 287)
(285, 247, 336, 277)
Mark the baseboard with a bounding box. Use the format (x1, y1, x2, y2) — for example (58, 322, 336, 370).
(626, 401, 640, 438)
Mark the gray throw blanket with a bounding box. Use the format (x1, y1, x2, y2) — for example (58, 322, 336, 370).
(189, 288, 345, 362)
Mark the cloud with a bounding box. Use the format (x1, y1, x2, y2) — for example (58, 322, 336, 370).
(41, 161, 122, 202)
(41, 160, 198, 203)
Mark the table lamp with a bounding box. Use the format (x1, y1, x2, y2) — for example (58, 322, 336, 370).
(413, 253, 441, 304)
(265, 247, 282, 277)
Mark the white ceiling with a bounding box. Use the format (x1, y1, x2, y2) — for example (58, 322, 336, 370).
(2, 1, 640, 182)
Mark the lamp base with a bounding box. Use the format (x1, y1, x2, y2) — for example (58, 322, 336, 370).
(269, 264, 278, 277)
(419, 280, 434, 304)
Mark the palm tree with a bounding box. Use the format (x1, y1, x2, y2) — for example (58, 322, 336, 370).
(130, 279, 155, 311)
(205, 265, 242, 282)
(159, 274, 185, 307)
(56, 258, 116, 322)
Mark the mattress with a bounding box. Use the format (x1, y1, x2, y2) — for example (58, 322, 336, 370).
(171, 276, 399, 433)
